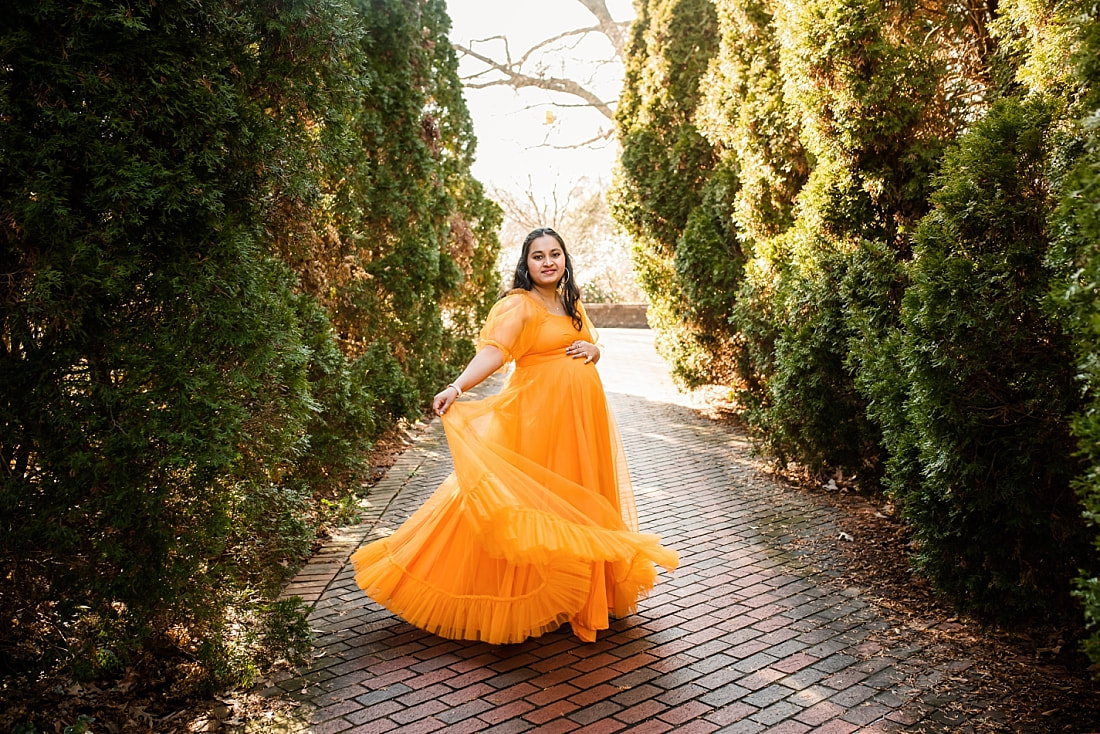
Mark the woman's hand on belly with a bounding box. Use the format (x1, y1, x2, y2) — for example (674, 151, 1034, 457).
(565, 340, 600, 364)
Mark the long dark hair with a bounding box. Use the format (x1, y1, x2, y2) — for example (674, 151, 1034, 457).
(511, 227, 583, 330)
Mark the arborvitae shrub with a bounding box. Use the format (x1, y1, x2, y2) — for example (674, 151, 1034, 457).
(1050, 0, 1100, 669)
(753, 244, 880, 475)
(615, 0, 1100, 646)
(732, 0, 944, 477)
(672, 161, 745, 385)
(0, 0, 345, 679)
(698, 0, 810, 414)
(729, 250, 783, 416)
(324, 0, 500, 405)
(612, 0, 722, 384)
(286, 292, 377, 502)
(889, 97, 1086, 620)
(1053, 141, 1100, 659)
(844, 238, 914, 491)
(696, 0, 808, 246)
(0, 0, 499, 696)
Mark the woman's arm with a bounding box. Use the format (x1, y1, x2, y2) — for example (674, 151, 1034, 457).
(432, 345, 506, 415)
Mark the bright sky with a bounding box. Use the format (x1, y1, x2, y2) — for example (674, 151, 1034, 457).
(445, 0, 635, 200)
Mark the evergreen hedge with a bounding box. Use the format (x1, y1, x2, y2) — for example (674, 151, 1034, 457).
(615, 0, 1098, 634)
(0, 0, 499, 692)
(1050, 0, 1100, 668)
(880, 98, 1085, 619)
(611, 0, 723, 385)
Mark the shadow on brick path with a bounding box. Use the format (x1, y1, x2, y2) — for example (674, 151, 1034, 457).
(255, 330, 1089, 734)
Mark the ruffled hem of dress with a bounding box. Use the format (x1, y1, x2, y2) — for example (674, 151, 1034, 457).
(349, 495, 678, 644)
(351, 539, 590, 645)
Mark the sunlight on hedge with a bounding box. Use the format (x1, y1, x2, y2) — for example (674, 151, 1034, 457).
(612, 0, 1100, 663)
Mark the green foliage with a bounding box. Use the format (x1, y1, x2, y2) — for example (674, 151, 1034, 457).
(321, 0, 500, 399)
(993, 0, 1083, 99)
(652, 161, 746, 384)
(258, 597, 315, 667)
(779, 0, 942, 167)
(617, 0, 1099, 630)
(198, 596, 313, 690)
(695, 0, 809, 409)
(0, 0, 338, 680)
(287, 293, 377, 502)
(884, 97, 1085, 619)
(776, 0, 948, 238)
(748, 244, 883, 474)
(615, 124, 717, 257)
(1057, 129, 1100, 657)
(612, 0, 725, 385)
(729, 0, 946, 475)
(1049, 0, 1100, 670)
(845, 239, 915, 488)
(676, 163, 745, 332)
(696, 0, 809, 244)
(0, 0, 499, 699)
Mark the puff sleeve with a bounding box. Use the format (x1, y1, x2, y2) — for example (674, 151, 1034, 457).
(478, 292, 539, 363)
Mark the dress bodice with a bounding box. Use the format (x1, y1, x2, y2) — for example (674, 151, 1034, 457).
(479, 290, 596, 367)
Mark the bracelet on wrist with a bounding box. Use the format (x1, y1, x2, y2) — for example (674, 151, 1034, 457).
(447, 382, 463, 398)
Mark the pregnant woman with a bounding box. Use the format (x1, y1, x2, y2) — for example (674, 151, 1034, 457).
(351, 227, 677, 643)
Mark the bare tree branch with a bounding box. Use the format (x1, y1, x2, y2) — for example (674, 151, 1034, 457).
(534, 128, 616, 150)
(576, 0, 627, 55)
(512, 27, 608, 68)
(453, 0, 629, 127)
(457, 41, 616, 120)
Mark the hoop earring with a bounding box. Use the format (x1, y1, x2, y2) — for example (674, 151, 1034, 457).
(560, 269, 570, 286)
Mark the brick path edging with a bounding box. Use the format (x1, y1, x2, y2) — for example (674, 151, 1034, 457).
(279, 437, 438, 607)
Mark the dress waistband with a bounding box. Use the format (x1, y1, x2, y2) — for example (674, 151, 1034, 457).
(516, 350, 567, 368)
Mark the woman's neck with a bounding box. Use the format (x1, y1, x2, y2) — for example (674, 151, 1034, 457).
(531, 284, 558, 301)
(530, 284, 564, 313)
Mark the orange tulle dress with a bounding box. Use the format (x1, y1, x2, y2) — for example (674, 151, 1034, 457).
(349, 289, 678, 644)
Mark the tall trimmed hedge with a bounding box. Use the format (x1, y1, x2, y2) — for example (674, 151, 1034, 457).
(1050, 0, 1100, 668)
(323, 0, 497, 401)
(611, 0, 726, 385)
(614, 0, 1099, 631)
(881, 98, 1085, 618)
(0, 0, 499, 693)
(694, 0, 808, 411)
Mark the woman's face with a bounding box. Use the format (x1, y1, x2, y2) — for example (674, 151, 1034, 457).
(526, 234, 566, 289)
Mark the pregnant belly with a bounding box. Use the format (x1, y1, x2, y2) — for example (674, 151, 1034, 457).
(514, 351, 601, 385)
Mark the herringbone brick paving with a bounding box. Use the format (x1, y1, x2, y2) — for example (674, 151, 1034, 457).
(260, 330, 1074, 733)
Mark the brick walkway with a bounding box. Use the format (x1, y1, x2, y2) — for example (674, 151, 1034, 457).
(258, 330, 1052, 733)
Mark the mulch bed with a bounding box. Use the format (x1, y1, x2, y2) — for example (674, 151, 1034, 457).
(818, 483, 1100, 733)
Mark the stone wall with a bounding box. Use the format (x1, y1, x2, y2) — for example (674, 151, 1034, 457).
(585, 303, 649, 328)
